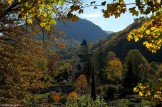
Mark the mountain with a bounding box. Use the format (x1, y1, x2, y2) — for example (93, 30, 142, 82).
(104, 30, 114, 34)
(56, 19, 107, 41)
(91, 19, 162, 62)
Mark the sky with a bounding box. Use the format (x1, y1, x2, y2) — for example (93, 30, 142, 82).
(76, 0, 144, 32)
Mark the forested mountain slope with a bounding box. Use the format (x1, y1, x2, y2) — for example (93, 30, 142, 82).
(91, 19, 162, 62)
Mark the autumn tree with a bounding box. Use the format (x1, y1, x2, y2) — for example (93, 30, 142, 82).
(105, 60, 123, 83)
(0, 0, 83, 53)
(104, 51, 123, 83)
(76, 74, 88, 94)
(0, 0, 83, 30)
(0, 26, 51, 104)
(0, 0, 83, 103)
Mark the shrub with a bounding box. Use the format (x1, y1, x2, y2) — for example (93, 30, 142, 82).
(68, 91, 78, 100)
(53, 92, 61, 103)
(65, 95, 108, 107)
(104, 85, 117, 100)
(96, 86, 104, 95)
(76, 74, 88, 94)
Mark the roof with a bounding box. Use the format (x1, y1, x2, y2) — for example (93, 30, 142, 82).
(80, 38, 87, 46)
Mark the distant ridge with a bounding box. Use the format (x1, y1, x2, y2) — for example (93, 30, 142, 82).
(56, 19, 108, 41)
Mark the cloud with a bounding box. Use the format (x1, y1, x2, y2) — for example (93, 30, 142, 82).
(81, 12, 100, 18)
(99, 21, 105, 25)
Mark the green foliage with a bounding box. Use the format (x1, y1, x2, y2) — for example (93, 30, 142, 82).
(157, 64, 162, 78)
(125, 49, 148, 67)
(55, 62, 72, 82)
(123, 49, 149, 89)
(65, 95, 108, 107)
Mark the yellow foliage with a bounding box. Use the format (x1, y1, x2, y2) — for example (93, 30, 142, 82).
(139, 91, 143, 96)
(145, 30, 150, 35)
(133, 87, 139, 93)
(127, 12, 162, 53)
(134, 36, 139, 42)
(2, 0, 64, 30)
(7, 0, 13, 4)
(105, 59, 123, 81)
(134, 83, 162, 101)
(127, 34, 133, 41)
(27, 18, 32, 24)
(145, 91, 151, 96)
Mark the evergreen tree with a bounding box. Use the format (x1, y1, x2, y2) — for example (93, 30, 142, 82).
(93, 40, 105, 83)
(123, 49, 148, 90)
(123, 60, 136, 89)
(91, 67, 96, 100)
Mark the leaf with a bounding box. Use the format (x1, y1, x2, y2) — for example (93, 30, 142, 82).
(129, 7, 139, 16)
(78, 9, 84, 14)
(103, 10, 109, 18)
(70, 5, 80, 12)
(27, 18, 32, 24)
(67, 12, 73, 19)
(114, 12, 120, 18)
(145, 30, 150, 35)
(101, 1, 106, 6)
(90, 1, 96, 5)
(72, 14, 79, 22)
(94, 6, 97, 9)
(119, 0, 124, 5)
(60, 0, 64, 6)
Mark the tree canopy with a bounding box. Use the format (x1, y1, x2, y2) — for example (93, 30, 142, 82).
(123, 49, 148, 89)
(104, 51, 123, 82)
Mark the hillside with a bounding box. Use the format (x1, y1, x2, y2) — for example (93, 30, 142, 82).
(56, 19, 108, 41)
(91, 19, 162, 62)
